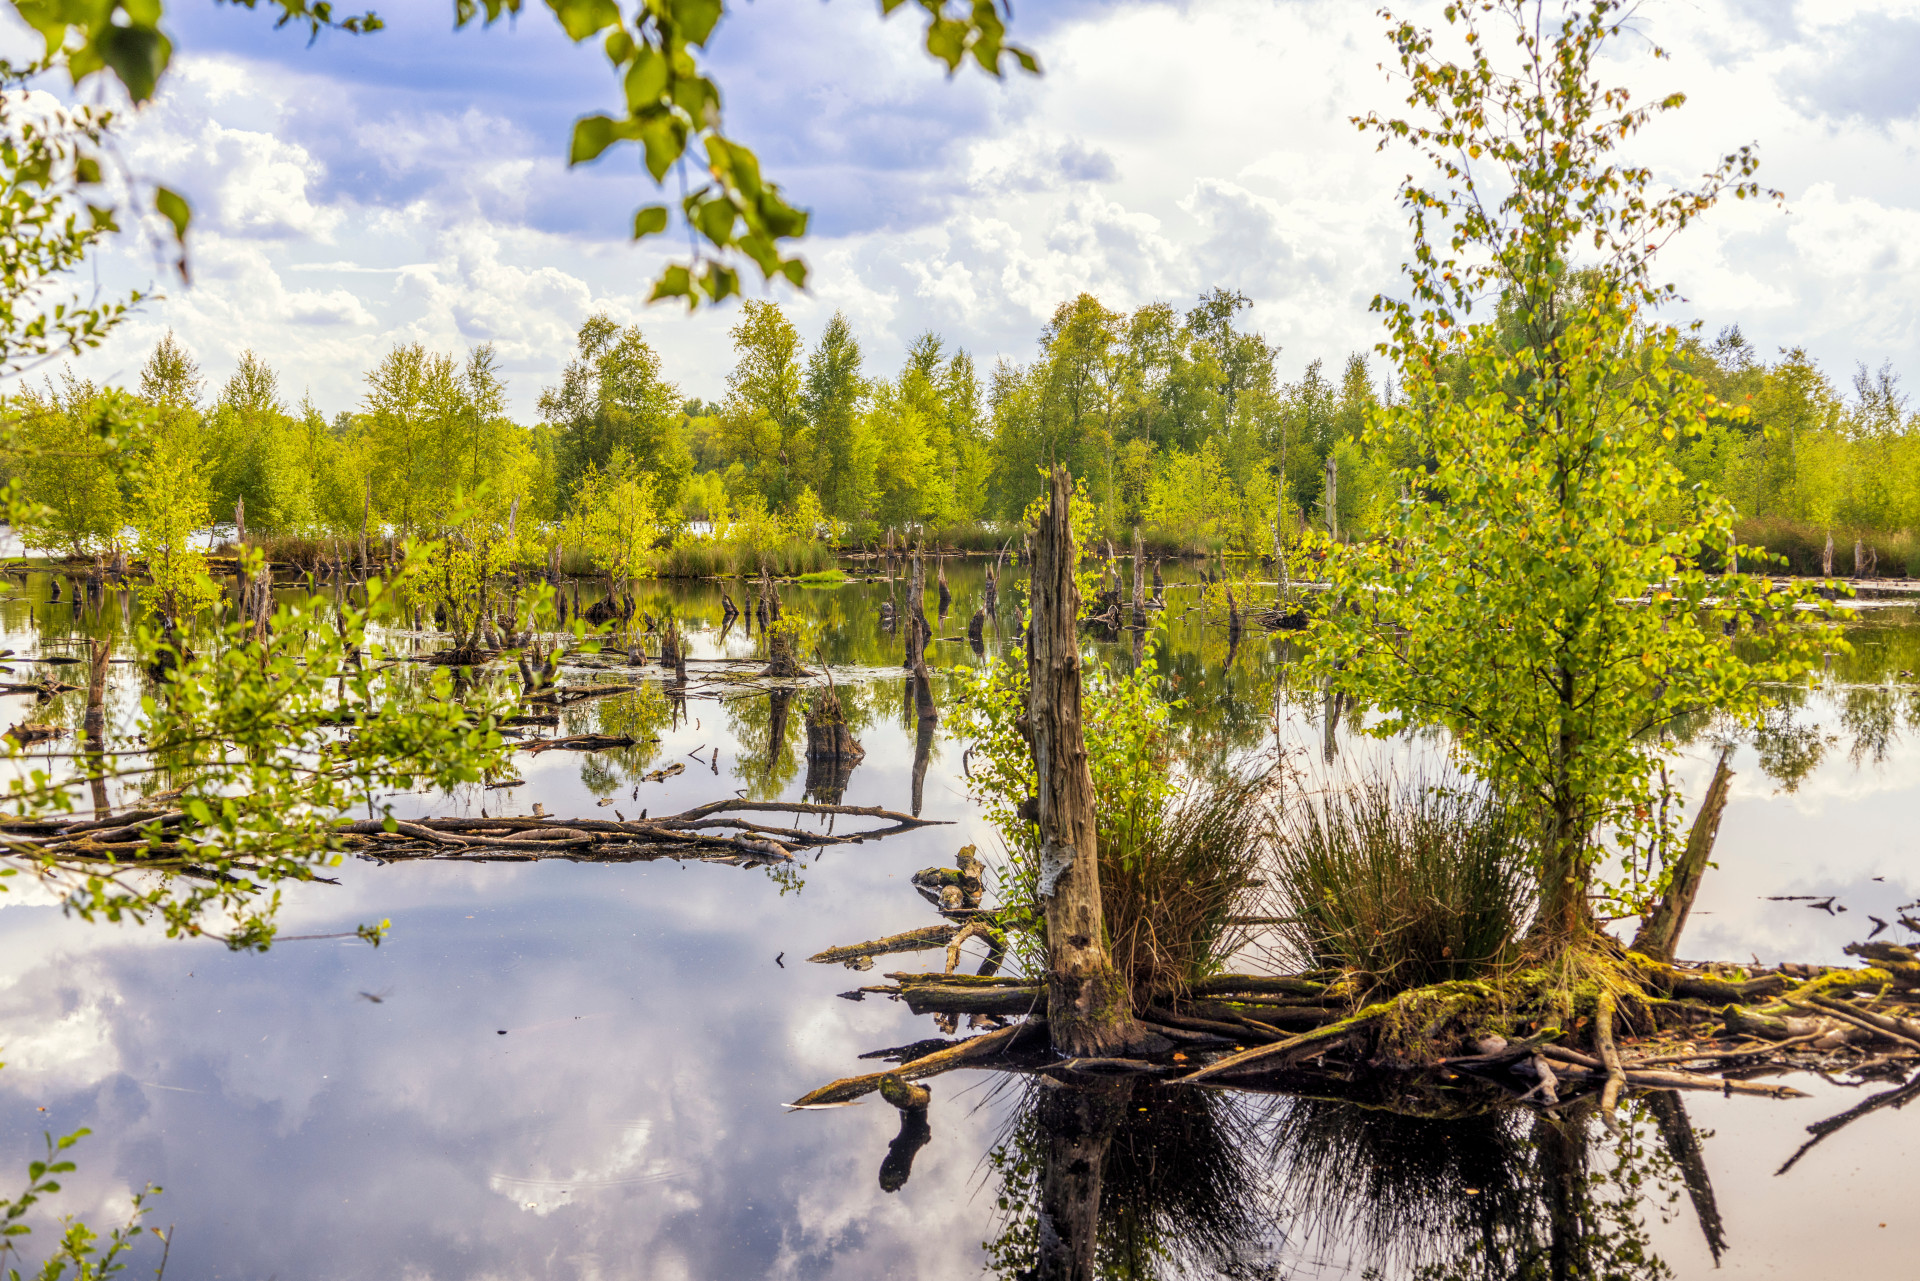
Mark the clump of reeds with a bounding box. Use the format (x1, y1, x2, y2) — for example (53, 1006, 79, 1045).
(654, 537, 836, 578)
(1101, 774, 1275, 1002)
(1270, 775, 1533, 997)
(653, 539, 734, 579)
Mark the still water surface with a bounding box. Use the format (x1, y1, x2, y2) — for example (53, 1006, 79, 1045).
(1, 563, 1917, 1278)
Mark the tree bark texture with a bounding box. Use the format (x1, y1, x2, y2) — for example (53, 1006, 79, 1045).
(1029, 465, 1133, 1057)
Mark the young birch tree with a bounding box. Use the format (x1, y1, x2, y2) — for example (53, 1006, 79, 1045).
(1308, 0, 1831, 953)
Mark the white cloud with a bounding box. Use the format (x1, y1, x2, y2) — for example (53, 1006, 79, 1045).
(35, 0, 1920, 418)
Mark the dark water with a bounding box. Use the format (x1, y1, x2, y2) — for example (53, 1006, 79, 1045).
(2, 562, 1919, 1278)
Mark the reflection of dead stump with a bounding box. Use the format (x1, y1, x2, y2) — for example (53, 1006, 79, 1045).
(768, 688, 792, 763)
(803, 750, 858, 805)
(936, 560, 951, 618)
(877, 1074, 932, 1193)
(910, 713, 935, 817)
(968, 607, 986, 653)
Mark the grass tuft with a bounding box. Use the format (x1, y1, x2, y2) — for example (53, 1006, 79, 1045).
(1102, 773, 1275, 1003)
(1270, 775, 1532, 999)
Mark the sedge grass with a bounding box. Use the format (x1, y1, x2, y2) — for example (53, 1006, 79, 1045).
(1270, 775, 1533, 998)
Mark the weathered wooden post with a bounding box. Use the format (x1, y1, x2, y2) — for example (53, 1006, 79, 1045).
(1028, 465, 1138, 1057)
(1129, 527, 1145, 630)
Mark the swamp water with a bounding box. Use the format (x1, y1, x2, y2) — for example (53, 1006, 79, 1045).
(1, 562, 1918, 1279)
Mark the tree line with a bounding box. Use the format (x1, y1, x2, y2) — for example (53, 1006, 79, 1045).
(11, 292, 1919, 570)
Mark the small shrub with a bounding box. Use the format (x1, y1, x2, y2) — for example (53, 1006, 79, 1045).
(1270, 776, 1532, 997)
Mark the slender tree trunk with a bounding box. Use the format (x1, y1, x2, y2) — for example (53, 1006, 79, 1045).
(1029, 465, 1136, 1056)
(1323, 454, 1338, 540)
(234, 497, 247, 608)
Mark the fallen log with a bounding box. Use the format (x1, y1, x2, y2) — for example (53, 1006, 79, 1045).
(901, 984, 1045, 1017)
(789, 1020, 1045, 1107)
(523, 683, 638, 706)
(809, 925, 959, 966)
(520, 734, 638, 753)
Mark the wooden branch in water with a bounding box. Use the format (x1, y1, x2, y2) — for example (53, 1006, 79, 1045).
(1792, 995, 1920, 1050)
(1776, 1070, 1920, 1175)
(808, 925, 959, 965)
(901, 984, 1045, 1017)
(789, 1020, 1044, 1107)
(1535, 1044, 1807, 1098)
(519, 733, 639, 753)
(522, 683, 638, 706)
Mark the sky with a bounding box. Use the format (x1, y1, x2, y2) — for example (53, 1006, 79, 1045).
(30, 0, 1920, 420)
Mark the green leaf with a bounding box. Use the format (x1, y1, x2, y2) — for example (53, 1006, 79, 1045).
(545, 0, 621, 41)
(647, 264, 693, 303)
(623, 46, 668, 110)
(93, 23, 173, 104)
(154, 186, 190, 243)
(669, 0, 723, 45)
(632, 204, 669, 238)
(568, 114, 618, 165)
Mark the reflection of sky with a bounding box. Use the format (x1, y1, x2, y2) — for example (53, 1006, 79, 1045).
(5, 567, 1920, 1276)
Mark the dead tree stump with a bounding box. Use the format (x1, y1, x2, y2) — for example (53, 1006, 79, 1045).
(1029, 465, 1139, 1057)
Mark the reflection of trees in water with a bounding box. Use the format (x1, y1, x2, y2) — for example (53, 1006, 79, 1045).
(1749, 701, 1830, 793)
(726, 690, 800, 799)
(984, 1078, 1276, 1281)
(1265, 1090, 1692, 1281)
(1839, 687, 1904, 766)
(975, 1077, 1707, 1281)
(565, 687, 669, 796)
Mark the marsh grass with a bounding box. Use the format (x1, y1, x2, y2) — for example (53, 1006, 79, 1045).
(653, 538, 834, 578)
(1731, 516, 1920, 578)
(1271, 776, 1533, 998)
(1102, 774, 1275, 1002)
